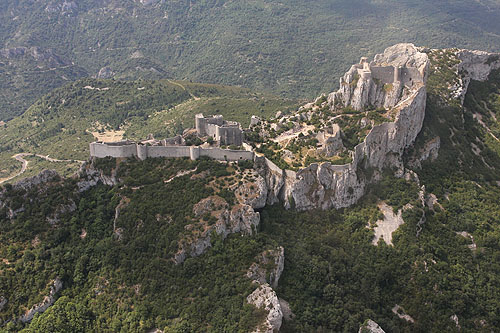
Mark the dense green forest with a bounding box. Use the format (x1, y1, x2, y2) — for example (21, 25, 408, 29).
(2, 0, 500, 120)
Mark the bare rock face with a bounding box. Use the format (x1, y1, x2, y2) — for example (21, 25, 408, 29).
(359, 319, 386, 333)
(408, 136, 441, 169)
(258, 44, 429, 211)
(453, 50, 500, 103)
(235, 171, 268, 209)
(0, 296, 7, 311)
(77, 162, 119, 192)
(97, 67, 115, 79)
(247, 284, 283, 333)
(19, 278, 63, 323)
(328, 43, 428, 111)
(255, 156, 285, 206)
(175, 196, 260, 264)
(316, 124, 344, 156)
(247, 246, 285, 288)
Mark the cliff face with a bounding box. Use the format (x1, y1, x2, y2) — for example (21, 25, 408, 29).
(258, 44, 429, 211)
(454, 50, 500, 103)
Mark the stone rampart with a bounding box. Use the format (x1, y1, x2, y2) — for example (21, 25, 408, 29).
(91, 142, 137, 158)
(90, 142, 253, 162)
(148, 146, 191, 158)
(370, 66, 396, 84)
(200, 148, 254, 161)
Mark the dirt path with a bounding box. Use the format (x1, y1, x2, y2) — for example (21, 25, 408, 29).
(0, 153, 85, 185)
(167, 79, 200, 101)
(0, 154, 30, 184)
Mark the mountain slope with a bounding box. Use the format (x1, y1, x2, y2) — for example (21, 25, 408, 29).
(0, 78, 296, 183)
(2, 0, 500, 119)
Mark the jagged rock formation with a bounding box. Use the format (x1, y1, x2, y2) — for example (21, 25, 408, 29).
(359, 319, 386, 333)
(19, 278, 63, 323)
(235, 171, 268, 209)
(174, 196, 260, 264)
(408, 136, 440, 169)
(97, 67, 115, 79)
(256, 43, 429, 211)
(247, 284, 283, 333)
(329, 43, 428, 111)
(455, 50, 500, 103)
(246, 247, 285, 331)
(76, 162, 119, 192)
(316, 124, 344, 156)
(247, 247, 285, 289)
(0, 170, 61, 220)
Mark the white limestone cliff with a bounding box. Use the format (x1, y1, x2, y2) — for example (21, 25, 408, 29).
(247, 284, 283, 333)
(247, 246, 285, 288)
(174, 196, 260, 264)
(258, 43, 429, 211)
(359, 319, 386, 333)
(453, 49, 500, 103)
(19, 278, 63, 323)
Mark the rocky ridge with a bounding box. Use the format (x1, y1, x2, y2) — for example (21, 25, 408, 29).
(19, 278, 63, 323)
(256, 43, 429, 211)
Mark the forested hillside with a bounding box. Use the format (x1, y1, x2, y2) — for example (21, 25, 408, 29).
(2, 0, 500, 120)
(1, 49, 500, 332)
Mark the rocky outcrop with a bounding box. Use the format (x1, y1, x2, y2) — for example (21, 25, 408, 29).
(258, 44, 429, 211)
(247, 247, 285, 288)
(76, 162, 119, 192)
(46, 200, 77, 225)
(328, 43, 428, 111)
(0, 296, 7, 311)
(247, 284, 283, 333)
(455, 50, 500, 103)
(408, 137, 440, 169)
(0, 170, 61, 220)
(19, 278, 63, 323)
(97, 67, 115, 79)
(174, 196, 260, 264)
(235, 171, 268, 209)
(316, 124, 344, 156)
(359, 319, 386, 333)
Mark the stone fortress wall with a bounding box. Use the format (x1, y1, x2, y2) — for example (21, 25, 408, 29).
(90, 141, 254, 161)
(354, 57, 423, 86)
(91, 113, 251, 161)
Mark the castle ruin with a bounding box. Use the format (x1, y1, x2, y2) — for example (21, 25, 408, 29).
(90, 114, 249, 161)
(354, 57, 423, 86)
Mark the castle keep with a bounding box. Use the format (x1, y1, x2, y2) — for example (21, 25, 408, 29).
(354, 57, 423, 86)
(195, 113, 243, 146)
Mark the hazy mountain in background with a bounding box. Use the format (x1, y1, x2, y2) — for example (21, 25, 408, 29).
(1, 0, 500, 120)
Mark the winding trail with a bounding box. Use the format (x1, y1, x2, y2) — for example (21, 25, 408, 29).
(0, 154, 30, 185)
(167, 79, 200, 101)
(0, 153, 85, 185)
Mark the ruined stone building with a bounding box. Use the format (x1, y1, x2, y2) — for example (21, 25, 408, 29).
(195, 113, 243, 146)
